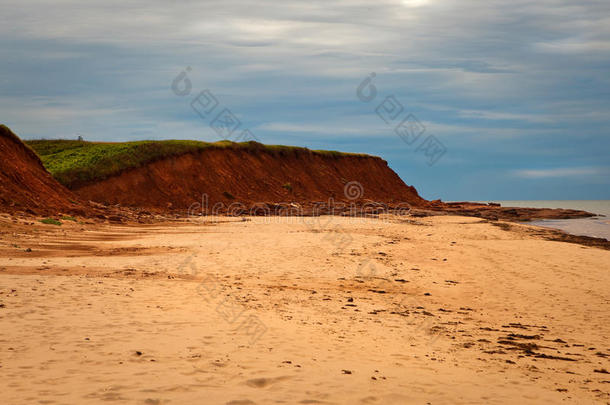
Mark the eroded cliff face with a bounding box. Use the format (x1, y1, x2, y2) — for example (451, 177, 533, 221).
(0, 125, 87, 215)
(73, 147, 426, 212)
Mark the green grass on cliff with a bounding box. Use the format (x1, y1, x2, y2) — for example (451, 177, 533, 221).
(26, 139, 370, 189)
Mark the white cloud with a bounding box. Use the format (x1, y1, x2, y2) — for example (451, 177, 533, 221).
(457, 109, 554, 124)
(512, 167, 608, 178)
(257, 120, 386, 137)
(401, 0, 435, 8)
(534, 39, 610, 54)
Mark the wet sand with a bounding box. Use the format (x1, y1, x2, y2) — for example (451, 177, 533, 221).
(0, 214, 608, 404)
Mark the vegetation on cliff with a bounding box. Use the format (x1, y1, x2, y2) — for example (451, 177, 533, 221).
(26, 139, 371, 189)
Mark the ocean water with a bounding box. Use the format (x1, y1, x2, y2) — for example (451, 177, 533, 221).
(484, 200, 610, 240)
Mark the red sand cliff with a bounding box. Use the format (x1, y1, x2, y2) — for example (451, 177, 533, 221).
(68, 148, 596, 222)
(0, 125, 88, 216)
(0, 126, 598, 225)
(73, 147, 426, 213)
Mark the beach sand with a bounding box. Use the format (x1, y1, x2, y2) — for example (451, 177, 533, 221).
(0, 214, 608, 404)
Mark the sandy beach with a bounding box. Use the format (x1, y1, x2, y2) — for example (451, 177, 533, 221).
(1, 214, 608, 404)
(3, 0, 609, 403)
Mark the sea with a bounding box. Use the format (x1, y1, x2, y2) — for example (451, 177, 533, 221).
(480, 200, 610, 240)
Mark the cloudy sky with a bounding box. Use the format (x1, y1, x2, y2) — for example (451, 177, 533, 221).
(1, 0, 609, 200)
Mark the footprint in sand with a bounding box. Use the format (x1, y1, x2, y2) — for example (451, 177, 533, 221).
(244, 375, 292, 388)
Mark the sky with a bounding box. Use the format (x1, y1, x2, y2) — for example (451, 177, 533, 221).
(1, 0, 609, 201)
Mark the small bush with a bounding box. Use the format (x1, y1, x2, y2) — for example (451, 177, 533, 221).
(223, 191, 235, 200)
(40, 218, 62, 226)
(282, 182, 293, 192)
(61, 215, 77, 221)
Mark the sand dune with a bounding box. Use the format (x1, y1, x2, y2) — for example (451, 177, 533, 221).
(0, 214, 608, 404)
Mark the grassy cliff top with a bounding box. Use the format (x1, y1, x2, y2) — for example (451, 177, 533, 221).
(26, 139, 372, 189)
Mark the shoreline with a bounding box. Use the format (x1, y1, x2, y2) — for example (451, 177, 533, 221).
(3, 202, 608, 250)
